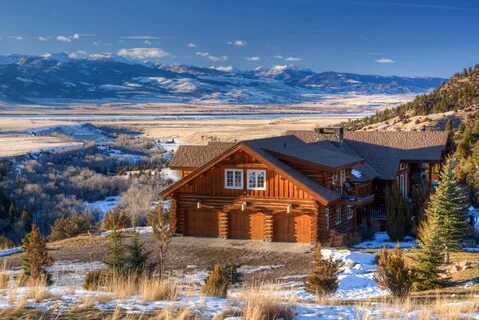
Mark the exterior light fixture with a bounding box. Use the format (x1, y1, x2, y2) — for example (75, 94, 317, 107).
(241, 202, 247, 211)
(196, 201, 201, 209)
(287, 204, 293, 214)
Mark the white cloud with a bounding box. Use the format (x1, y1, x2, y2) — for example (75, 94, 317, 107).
(195, 51, 209, 57)
(274, 55, 283, 59)
(187, 43, 196, 48)
(8, 36, 23, 41)
(246, 56, 260, 61)
(72, 33, 80, 40)
(120, 36, 161, 40)
(56, 35, 71, 42)
(38, 36, 49, 41)
(92, 41, 100, 46)
(208, 55, 228, 62)
(117, 47, 170, 60)
(285, 56, 301, 61)
(143, 40, 152, 45)
(375, 58, 395, 64)
(227, 39, 247, 46)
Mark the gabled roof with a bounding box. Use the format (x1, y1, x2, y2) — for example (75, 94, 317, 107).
(287, 130, 449, 180)
(160, 136, 342, 204)
(168, 141, 236, 168)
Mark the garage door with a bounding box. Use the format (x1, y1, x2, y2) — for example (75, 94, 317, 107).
(228, 209, 265, 240)
(273, 213, 312, 243)
(185, 207, 219, 237)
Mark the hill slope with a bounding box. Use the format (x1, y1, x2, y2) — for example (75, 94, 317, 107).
(0, 53, 443, 104)
(344, 64, 479, 130)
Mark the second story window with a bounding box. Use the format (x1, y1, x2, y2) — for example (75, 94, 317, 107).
(347, 205, 353, 219)
(247, 169, 266, 190)
(225, 169, 243, 189)
(340, 170, 346, 183)
(336, 205, 342, 225)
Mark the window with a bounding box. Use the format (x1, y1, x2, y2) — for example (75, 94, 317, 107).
(332, 173, 338, 186)
(247, 170, 266, 190)
(347, 206, 353, 220)
(325, 208, 330, 229)
(400, 163, 408, 170)
(336, 205, 342, 225)
(224, 169, 243, 189)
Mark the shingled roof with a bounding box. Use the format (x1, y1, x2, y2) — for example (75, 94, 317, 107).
(287, 130, 449, 180)
(168, 141, 237, 168)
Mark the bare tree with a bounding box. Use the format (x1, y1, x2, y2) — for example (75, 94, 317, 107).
(147, 203, 172, 278)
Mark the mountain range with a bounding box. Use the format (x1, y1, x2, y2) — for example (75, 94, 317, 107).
(0, 53, 445, 104)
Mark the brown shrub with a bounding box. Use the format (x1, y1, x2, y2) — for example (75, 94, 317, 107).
(304, 244, 339, 296)
(49, 213, 92, 241)
(201, 265, 228, 298)
(374, 245, 412, 297)
(102, 209, 131, 230)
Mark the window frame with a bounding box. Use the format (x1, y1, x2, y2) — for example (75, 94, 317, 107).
(336, 205, 342, 225)
(224, 169, 244, 190)
(247, 169, 267, 191)
(347, 205, 353, 220)
(340, 169, 346, 184)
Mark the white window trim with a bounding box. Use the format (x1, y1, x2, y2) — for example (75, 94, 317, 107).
(224, 169, 243, 190)
(325, 208, 330, 229)
(347, 205, 353, 220)
(247, 169, 267, 190)
(336, 205, 342, 225)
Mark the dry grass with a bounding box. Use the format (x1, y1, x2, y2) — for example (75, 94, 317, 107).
(155, 307, 193, 320)
(25, 280, 53, 303)
(140, 278, 179, 302)
(241, 286, 296, 320)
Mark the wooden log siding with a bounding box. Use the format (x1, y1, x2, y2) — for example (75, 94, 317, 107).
(218, 211, 228, 239)
(169, 197, 177, 234)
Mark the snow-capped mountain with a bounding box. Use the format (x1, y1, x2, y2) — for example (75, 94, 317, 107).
(0, 53, 444, 104)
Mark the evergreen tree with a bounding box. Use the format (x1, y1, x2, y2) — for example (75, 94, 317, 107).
(21, 208, 33, 234)
(18, 225, 53, 286)
(147, 204, 172, 278)
(385, 184, 410, 241)
(412, 217, 443, 290)
(304, 244, 339, 296)
(373, 245, 412, 297)
(445, 119, 453, 135)
(104, 230, 125, 272)
(126, 231, 152, 274)
(456, 129, 472, 159)
(426, 158, 469, 252)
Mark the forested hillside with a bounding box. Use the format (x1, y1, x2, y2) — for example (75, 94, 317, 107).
(344, 64, 479, 131)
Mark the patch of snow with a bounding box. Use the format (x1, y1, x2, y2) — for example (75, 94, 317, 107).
(352, 169, 362, 179)
(84, 196, 120, 220)
(101, 226, 153, 235)
(237, 265, 284, 275)
(354, 232, 417, 249)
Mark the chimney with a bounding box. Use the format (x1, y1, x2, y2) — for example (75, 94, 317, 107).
(314, 127, 344, 144)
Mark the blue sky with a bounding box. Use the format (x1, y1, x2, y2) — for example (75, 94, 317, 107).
(0, 0, 478, 77)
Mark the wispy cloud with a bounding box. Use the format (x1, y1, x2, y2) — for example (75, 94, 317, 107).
(38, 36, 49, 42)
(187, 43, 196, 48)
(120, 36, 163, 40)
(143, 40, 152, 46)
(375, 58, 395, 64)
(274, 54, 283, 59)
(56, 33, 80, 42)
(285, 56, 301, 61)
(68, 50, 88, 59)
(246, 56, 260, 61)
(117, 47, 170, 60)
(227, 39, 247, 47)
(195, 51, 209, 57)
(208, 55, 228, 62)
(8, 36, 23, 41)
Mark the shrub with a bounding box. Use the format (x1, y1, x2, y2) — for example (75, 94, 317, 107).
(385, 184, 411, 241)
(104, 230, 126, 272)
(83, 270, 107, 290)
(304, 244, 339, 296)
(242, 288, 295, 320)
(102, 210, 131, 230)
(359, 224, 375, 241)
(126, 231, 153, 274)
(18, 225, 53, 286)
(0, 236, 14, 250)
(147, 204, 172, 278)
(202, 265, 229, 298)
(225, 264, 243, 285)
(373, 246, 412, 297)
(49, 213, 92, 241)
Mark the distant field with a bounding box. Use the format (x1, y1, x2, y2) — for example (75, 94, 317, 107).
(0, 135, 83, 157)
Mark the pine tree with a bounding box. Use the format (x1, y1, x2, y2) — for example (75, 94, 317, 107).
(18, 225, 53, 286)
(427, 158, 469, 252)
(445, 119, 453, 135)
(126, 231, 152, 274)
(304, 244, 339, 296)
(104, 230, 125, 273)
(412, 217, 443, 290)
(373, 245, 412, 297)
(385, 184, 410, 241)
(21, 208, 33, 234)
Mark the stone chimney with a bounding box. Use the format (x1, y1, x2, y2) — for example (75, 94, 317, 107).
(314, 127, 344, 144)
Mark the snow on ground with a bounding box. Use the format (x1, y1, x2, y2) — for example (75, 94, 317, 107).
(101, 226, 153, 235)
(0, 247, 22, 257)
(160, 167, 182, 182)
(84, 196, 120, 220)
(353, 232, 417, 249)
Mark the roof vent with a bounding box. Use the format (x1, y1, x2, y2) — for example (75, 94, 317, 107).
(314, 127, 344, 144)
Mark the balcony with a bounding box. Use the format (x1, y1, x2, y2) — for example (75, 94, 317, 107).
(334, 181, 374, 205)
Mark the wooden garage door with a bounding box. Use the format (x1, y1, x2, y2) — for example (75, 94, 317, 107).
(228, 209, 265, 240)
(273, 213, 312, 243)
(185, 207, 219, 237)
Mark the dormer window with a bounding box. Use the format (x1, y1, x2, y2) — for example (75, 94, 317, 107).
(225, 169, 243, 189)
(247, 170, 266, 190)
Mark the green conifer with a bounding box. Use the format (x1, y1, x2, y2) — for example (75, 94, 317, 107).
(126, 231, 152, 274)
(385, 184, 410, 241)
(104, 230, 125, 272)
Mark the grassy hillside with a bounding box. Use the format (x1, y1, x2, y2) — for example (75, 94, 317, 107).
(344, 64, 479, 131)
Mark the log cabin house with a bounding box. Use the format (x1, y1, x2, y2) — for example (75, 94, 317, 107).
(160, 128, 450, 245)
